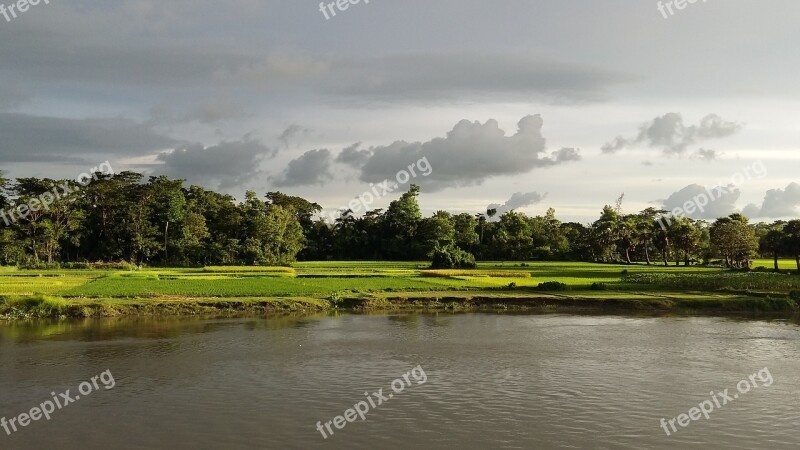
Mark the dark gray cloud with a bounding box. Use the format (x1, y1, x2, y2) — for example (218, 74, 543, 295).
(347, 115, 579, 192)
(603, 113, 741, 155)
(273, 149, 334, 187)
(278, 124, 312, 149)
(488, 192, 547, 217)
(157, 138, 274, 189)
(0, 113, 179, 163)
(551, 147, 582, 163)
(742, 183, 800, 218)
(661, 184, 741, 220)
(335, 143, 371, 167)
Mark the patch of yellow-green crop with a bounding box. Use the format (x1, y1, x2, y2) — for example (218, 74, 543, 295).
(420, 269, 531, 278)
(204, 266, 296, 274)
(0, 274, 96, 295)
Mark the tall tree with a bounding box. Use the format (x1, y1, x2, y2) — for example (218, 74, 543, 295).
(384, 185, 423, 259)
(782, 220, 800, 273)
(148, 176, 187, 263)
(710, 214, 758, 269)
(759, 223, 786, 272)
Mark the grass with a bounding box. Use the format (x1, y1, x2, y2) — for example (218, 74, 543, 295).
(203, 266, 296, 275)
(420, 269, 532, 278)
(623, 272, 800, 293)
(1, 260, 799, 318)
(752, 259, 799, 271)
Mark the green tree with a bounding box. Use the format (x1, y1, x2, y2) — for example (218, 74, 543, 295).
(668, 217, 703, 266)
(759, 223, 786, 272)
(492, 211, 532, 260)
(419, 211, 455, 255)
(453, 213, 479, 253)
(781, 220, 800, 273)
(591, 206, 621, 262)
(384, 185, 423, 259)
(148, 176, 187, 263)
(709, 214, 758, 268)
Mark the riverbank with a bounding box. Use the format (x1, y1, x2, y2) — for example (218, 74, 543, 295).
(1, 290, 797, 320)
(2, 262, 799, 319)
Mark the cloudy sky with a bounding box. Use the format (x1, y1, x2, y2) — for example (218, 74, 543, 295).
(1, 0, 798, 222)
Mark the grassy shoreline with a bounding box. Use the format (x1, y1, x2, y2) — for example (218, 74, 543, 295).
(2, 261, 799, 319)
(1, 290, 796, 320)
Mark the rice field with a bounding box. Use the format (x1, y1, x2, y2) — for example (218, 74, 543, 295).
(0, 261, 797, 300)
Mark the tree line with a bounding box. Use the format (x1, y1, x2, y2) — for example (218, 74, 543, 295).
(1, 171, 799, 270)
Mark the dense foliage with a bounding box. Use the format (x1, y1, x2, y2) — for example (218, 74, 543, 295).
(1, 171, 799, 270)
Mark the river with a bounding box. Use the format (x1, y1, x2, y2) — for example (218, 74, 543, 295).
(1, 313, 798, 449)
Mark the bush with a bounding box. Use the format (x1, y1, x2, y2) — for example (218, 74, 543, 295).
(61, 262, 92, 270)
(18, 262, 61, 270)
(18, 261, 140, 271)
(590, 282, 608, 291)
(790, 290, 800, 301)
(429, 245, 477, 270)
(327, 291, 344, 307)
(537, 281, 568, 291)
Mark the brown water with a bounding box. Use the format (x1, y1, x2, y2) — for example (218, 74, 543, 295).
(1, 313, 799, 449)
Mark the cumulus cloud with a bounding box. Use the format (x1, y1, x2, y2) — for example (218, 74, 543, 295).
(335, 143, 371, 167)
(742, 183, 800, 218)
(602, 113, 741, 155)
(661, 184, 742, 219)
(551, 147, 581, 163)
(157, 137, 275, 189)
(488, 192, 547, 217)
(695, 148, 720, 161)
(273, 149, 334, 187)
(0, 113, 179, 163)
(340, 115, 579, 192)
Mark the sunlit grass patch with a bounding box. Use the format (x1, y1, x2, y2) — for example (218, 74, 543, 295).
(204, 266, 296, 275)
(420, 270, 531, 278)
(751, 259, 798, 271)
(0, 295, 71, 318)
(0, 275, 96, 295)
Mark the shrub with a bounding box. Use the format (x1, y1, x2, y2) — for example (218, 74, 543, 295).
(590, 282, 608, 291)
(537, 281, 568, 291)
(18, 262, 61, 270)
(790, 290, 800, 301)
(19, 261, 140, 271)
(327, 291, 344, 307)
(429, 245, 477, 270)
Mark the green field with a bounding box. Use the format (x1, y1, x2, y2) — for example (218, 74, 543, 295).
(1, 261, 798, 318)
(752, 259, 799, 271)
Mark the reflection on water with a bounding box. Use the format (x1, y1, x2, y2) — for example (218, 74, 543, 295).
(1, 312, 799, 449)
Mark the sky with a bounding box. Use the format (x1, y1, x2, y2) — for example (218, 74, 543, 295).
(0, 0, 798, 223)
